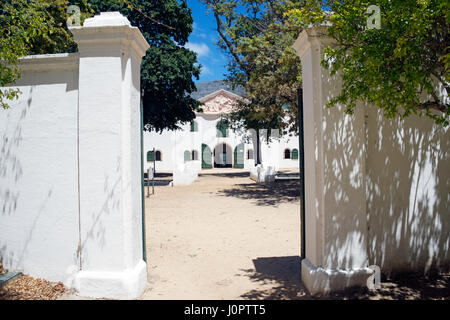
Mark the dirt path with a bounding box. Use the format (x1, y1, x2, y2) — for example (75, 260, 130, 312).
(140, 169, 304, 300)
(7, 168, 448, 300)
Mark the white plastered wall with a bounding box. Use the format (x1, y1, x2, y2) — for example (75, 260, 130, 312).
(143, 114, 300, 171)
(365, 107, 450, 274)
(0, 54, 80, 282)
(0, 12, 150, 299)
(293, 26, 449, 295)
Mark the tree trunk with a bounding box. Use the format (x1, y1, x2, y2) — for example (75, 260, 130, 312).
(256, 130, 261, 165)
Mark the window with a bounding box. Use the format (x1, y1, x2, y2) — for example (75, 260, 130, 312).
(216, 120, 228, 137)
(190, 121, 198, 132)
(184, 150, 190, 162)
(284, 149, 291, 159)
(191, 150, 199, 161)
(247, 149, 254, 160)
(155, 150, 162, 161)
(291, 148, 299, 160)
(147, 151, 154, 162)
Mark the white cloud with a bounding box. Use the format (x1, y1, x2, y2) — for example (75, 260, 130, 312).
(185, 42, 211, 58)
(200, 65, 212, 76)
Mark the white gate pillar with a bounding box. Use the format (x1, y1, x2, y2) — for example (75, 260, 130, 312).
(69, 12, 150, 299)
(293, 27, 372, 295)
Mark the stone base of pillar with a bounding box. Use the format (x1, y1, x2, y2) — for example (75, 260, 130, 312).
(301, 258, 373, 296)
(70, 260, 147, 299)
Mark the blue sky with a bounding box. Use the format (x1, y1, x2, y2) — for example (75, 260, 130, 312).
(185, 0, 228, 82)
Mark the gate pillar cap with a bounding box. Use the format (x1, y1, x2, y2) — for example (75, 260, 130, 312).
(83, 11, 131, 27)
(292, 25, 334, 59)
(70, 12, 150, 59)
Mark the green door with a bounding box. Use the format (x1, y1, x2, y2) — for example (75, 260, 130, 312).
(233, 143, 244, 168)
(201, 143, 212, 169)
(184, 150, 191, 162)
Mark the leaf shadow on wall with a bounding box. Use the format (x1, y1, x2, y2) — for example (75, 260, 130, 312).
(365, 108, 450, 275)
(316, 69, 449, 278)
(0, 88, 33, 269)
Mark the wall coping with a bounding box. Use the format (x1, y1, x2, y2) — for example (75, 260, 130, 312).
(292, 25, 334, 59)
(70, 12, 150, 58)
(18, 53, 79, 72)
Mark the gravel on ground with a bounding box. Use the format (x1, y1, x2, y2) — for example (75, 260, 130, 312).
(0, 262, 66, 300)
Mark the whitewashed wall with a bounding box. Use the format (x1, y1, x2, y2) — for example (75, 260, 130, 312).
(0, 12, 150, 299)
(365, 108, 449, 274)
(294, 26, 449, 295)
(143, 130, 175, 172)
(143, 112, 300, 171)
(0, 54, 80, 282)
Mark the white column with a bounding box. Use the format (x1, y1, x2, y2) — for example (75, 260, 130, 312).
(293, 27, 371, 295)
(69, 12, 150, 299)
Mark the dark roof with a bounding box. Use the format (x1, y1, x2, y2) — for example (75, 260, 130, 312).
(190, 80, 246, 100)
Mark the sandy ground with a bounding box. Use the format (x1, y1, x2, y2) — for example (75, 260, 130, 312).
(140, 169, 304, 300)
(3, 168, 448, 300)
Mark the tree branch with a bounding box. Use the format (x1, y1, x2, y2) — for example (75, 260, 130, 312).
(418, 101, 449, 113)
(212, 9, 249, 74)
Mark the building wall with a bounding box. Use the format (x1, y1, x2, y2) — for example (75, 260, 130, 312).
(0, 54, 80, 281)
(0, 12, 150, 299)
(366, 108, 450, 274)
(294, 26, 449, 281)
(143, 129, 175, 172)
(143, 113, 300, 171)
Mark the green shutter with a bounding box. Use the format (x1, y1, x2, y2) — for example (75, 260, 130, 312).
(292, 148, 299, 159)
(147, 151, 154, 162)
(184, 150, 190, 161)
(223, 122, 228, 137)
(216, 121, 228, 137)
(216, 122, 222, 137)
(201, 144, 212, 169)
(233, 143, 244, 168)
(190, 121, 198, 132)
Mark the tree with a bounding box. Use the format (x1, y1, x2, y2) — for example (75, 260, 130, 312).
(288, 0, 449, 126)
(202, 0, 303, 164)
(1, 0, 201, 132)
(89, 0, 202, 132)
(0, 0, 92, 109)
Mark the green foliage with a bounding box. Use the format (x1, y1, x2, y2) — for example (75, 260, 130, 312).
(289, 0, 450, 126)
(0, 0, 92, 109)
(2, 0, 200, 132)
(202, 0, 303, 136)
(89, 0, 201, 132)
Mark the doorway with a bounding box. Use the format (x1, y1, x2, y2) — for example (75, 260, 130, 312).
(213, 143, 232, 168)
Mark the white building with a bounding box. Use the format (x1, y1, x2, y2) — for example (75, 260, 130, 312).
(143, 81, 300, 173)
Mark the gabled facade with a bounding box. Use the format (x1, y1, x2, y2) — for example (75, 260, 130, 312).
(143, 83, 299, 172)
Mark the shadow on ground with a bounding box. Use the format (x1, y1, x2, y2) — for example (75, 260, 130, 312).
(144, 172, 173, 187)
(322, 272, 450, 300)
(239, 256, 450, 300)
(199, 171, 250, 178)
(239, 256, 309, 300)
(217, 179, 300, 206)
